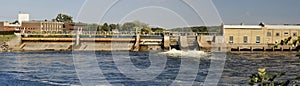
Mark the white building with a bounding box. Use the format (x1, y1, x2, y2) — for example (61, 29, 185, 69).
(18, 13, 30, 25)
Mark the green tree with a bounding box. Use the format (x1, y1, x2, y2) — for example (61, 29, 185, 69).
(151, 27, 165, 33)
(249, 68, 299, 86)
(109, 24, 118, 30)
(53, 13, 73, 22)
(141, 27, 152, 34)
(102, 23, 110, 31)
(122, 22, 136, 31)
(121, 21, 148, 31)
(10, 20, 19, 24)
(87, 24, 99, 31)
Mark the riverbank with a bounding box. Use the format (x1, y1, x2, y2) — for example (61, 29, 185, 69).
(0, 34, 16, 42)
(0, 35, 16, 52)
(0, 34, 21, 52)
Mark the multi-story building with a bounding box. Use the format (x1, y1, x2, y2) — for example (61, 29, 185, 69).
(21, 21, 64, 32)
(223, 23, 300, 51)
(18, 13, 30, 25)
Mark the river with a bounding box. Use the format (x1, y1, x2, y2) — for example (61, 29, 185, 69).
(0, 51, 299, 86)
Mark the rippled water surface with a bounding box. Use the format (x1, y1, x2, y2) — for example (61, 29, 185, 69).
(0, 51, 300, 86)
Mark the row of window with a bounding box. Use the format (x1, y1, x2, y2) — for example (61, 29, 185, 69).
(41, 24, 63, 29)
(229, 36, 260, 44)
(267, 32, 297, 37)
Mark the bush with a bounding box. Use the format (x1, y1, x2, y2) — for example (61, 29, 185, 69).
(249, 68, 298, 86)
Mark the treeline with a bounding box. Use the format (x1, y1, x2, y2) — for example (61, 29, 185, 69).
(50, 14, 221, 34)
(83, 21, 166, 34)
(84, 20, 221, 34)
(0, 31, 19, 35)
(170, 26, 221, 33)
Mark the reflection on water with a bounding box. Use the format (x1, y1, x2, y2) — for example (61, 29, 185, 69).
(0, 51, 299, 85)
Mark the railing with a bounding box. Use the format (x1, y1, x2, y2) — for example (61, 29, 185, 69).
(20, 31, 220, 36)
(227, 43, 269, 46)
(227, 43, 297, 48)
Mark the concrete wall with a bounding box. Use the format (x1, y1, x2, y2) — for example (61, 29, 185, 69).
(265, 28, 300, 44)
(0, 22, 9, 31)
(78, 42, 134, 51)
(21, 42, 73, 51)
(224, 28, 263, 44)
(7, 33, 22, 49)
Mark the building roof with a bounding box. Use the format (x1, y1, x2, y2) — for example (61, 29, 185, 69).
(223, 25, 262, 29)
(224, 24, 300, 30)
(265, 25, 300, 30)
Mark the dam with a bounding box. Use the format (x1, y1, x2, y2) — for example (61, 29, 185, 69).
(8, 32, 223, 52)
(5, 31, 297, 52)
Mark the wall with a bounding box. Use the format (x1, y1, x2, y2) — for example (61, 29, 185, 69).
(224, 26, 300, 45)
(0, 22, 4, 31)
(265, 28, 300, 44)
(21, 21, 64, 32)
(18, 14, 29, 24)
(224, 28, 264, 44)
(41, 22, 64, 32)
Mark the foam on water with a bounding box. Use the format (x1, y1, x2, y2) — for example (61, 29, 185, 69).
(161, 48, 209, 59)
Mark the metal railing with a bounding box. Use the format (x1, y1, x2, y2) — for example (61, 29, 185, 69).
(20, 31, 220, 36)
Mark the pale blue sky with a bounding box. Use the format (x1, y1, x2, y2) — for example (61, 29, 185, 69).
(0, 0, 299, 28)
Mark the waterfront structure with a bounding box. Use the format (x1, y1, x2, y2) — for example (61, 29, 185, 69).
(223, 23, 300, 51)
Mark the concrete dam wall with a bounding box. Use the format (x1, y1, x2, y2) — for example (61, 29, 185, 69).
(11, 33, 222, 52)
(78, 42, 134, 51)
(17, 34, 167, 51)
(179, 36, 199, 51)
(2, 33, 230, 52)
(21, 42, 73, 51)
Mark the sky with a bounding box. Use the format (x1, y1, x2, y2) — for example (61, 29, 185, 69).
(0, 0, 299, 28)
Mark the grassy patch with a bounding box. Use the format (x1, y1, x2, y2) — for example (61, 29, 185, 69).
(0, 34, 16, 42)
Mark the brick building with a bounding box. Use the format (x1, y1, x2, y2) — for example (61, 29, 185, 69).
(0, 22, 20, 31)
(21, 21, 64, 32)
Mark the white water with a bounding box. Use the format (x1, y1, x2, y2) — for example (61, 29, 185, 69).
(161, 48, 209, 59)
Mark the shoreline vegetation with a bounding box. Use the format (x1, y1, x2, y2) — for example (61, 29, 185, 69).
(249, 68, 300, 86)
(0, 34, 16, 42)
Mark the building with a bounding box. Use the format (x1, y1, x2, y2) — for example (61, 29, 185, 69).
(223, 23, 300, 51)
(0, 22, 20, 31)
(21, 21, 64, 32)
(18, 13, 30, 25)
(64, 22, 88, 32)
(0, 22, 9, 31)
(0, 13, 29, 32)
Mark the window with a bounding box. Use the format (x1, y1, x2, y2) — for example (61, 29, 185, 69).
(256, 36, 260, 43)
(244, 36, 248, 43)
(284, 32, 289, 36)
(229, 36, 233, 43)
(267, 32, 271, 36)
(275, 32, 280, 36)
(293, 32, 297, 37)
